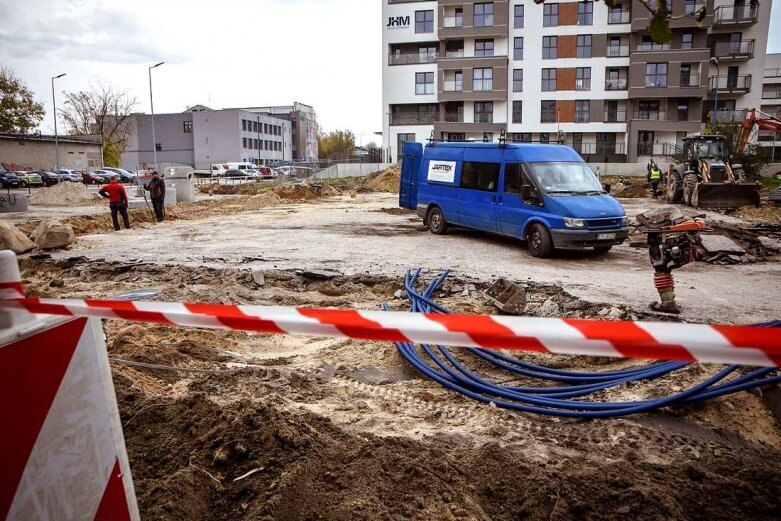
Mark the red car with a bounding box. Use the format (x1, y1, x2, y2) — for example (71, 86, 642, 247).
(82, 172, 106, 185)
(257, 166, 274, 179)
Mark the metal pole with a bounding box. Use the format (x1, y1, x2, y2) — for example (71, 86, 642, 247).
(149, 62, 165, 171)
(51, 73, 66, 172)
(710, 58, 720, 128)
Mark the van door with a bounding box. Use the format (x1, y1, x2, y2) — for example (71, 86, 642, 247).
(499, 163, 541, 236)
(400, 141, 423, 210)
(457, 160, 500, 232)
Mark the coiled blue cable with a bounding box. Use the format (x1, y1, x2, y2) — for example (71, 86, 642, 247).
(391, 270, 780, 418)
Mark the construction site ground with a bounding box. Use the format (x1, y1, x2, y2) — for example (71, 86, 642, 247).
(8, 181, 781, 520)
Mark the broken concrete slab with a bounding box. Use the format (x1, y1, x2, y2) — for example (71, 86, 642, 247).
(699, 235, 745, 254)
(0, 221, 35, 253)
(758, 236, 781, 252)
(31, 219, 75, 250)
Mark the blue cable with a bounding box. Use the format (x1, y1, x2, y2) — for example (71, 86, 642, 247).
(391, 270, 779, 418)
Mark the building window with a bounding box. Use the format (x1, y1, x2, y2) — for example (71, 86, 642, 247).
(242, 138, 247, 148)
(677, 99, 690, 121)
(155, 143, 162, 151)
(682, 33, 693, 50)
(680, 63, 692, 86)
(638, 100, 661, 119)
(576, 35, 592, 58)
(473, 68, 493, 91)
(576, 67, 591, 90)
(513, 69, 523, 92)
(539, 133, 550, 143)
(541, 100, 557, 123)
(543, 4, 558, 27)
(474, 102, 494, 123)
(514, 5, 524, 28)
(398, 133, 416, 160)
(475, 39, 495, 57)
(183, 121, 193, 133)
(415, 10, 434, 33)
(415, 72, 434, 94)
(684, 0, 696, 14)
(254, 139, 259, 149)
(242, 119, 247, 131)
(461, 162, 500, 191)
(541, 68, 557, 91)
(645, 63, 668, 87)
(512, 101, 523, 124)
(542, 36, 557, 59)
(474, 3, 494, 27)
(511, 37, 523, 61)
(640, 35, 667, 52)
(578, 2, 593, 25)
(575, 100, 590, 123)
(509, 133, 532, 143)
(263, 124, 268, 134)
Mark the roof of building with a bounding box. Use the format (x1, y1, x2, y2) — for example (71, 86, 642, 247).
(0, 132, 103, 145)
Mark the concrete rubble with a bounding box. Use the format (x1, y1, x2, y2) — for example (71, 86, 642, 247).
(31, 219, 75, 250)
(0, 221, 35, 253)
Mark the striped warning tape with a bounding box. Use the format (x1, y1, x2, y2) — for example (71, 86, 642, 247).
(0, 297, 778, 368)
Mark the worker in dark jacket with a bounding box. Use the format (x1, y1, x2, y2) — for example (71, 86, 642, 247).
(98, 176, 131, 231)
(145, 171, 166, 222)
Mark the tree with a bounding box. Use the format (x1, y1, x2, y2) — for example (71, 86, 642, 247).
(533, 0, 706, 43)
(317, 130, 356, 160)
(59, 84, 137, 167)
(704, 119, 769, 181)
(0, 66, 45, 134)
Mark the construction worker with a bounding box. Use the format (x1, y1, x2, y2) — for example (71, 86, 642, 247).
(98, 176, 131, 231)
(648, 163, 663, 199)
(144, 171, 166, 222)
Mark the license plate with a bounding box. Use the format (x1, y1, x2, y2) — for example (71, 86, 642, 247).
(597, 233, 616, 241)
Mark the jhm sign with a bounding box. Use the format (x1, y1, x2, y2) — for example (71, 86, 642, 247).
(386, 15, 410, 30)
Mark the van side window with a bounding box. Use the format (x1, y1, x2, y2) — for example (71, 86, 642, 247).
(504, 163, 533, 194)
(461, 162, 500, 192)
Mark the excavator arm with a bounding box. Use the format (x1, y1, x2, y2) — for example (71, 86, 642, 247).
(738, 109, 781, 153)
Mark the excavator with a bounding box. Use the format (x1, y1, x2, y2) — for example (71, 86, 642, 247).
(666, 109, 781, 210)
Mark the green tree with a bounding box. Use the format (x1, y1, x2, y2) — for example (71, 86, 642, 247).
(318, 130, 356, 160)
(533, 0, 706, 43)
(704, 119, 769, 181)
(0, 66, 45, 133)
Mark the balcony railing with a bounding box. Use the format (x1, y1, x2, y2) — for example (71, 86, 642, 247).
(709, 109, 747, 123)
(442, 16, 464, 28)
(442, 81, 464, 92)
(605, 79, 627, 91)
(390, 113, 437, 126)
(709, 74, 752, 93)
(679, 74, 701, 88)
(636, 42, 671, 52)
(712, 40, 755, 60)
(637, 144, 673, 156)
(573, 143, 627, 155)
(443, 50, 465, 58)
(633, 111, 667, 121)
(766, 68, 781, 79)
(443, 113, 464, 123)
(606, 45, 630, 58)
(713, 5, 759, 26)
(474, 114, 494, 123)
(608, 10, 630, 24)
(388, 52, 439, 66)
(603, 110, 627, 123)
(763, 89, 781, 99)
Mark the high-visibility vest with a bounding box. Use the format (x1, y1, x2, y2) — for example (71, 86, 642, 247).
(650, 167, 662, 180)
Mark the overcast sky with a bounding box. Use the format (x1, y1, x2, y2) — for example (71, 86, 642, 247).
(0, 0, 779, 147)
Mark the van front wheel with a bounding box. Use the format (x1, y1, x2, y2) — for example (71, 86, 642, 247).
(427, 207, 448, 235)
(527, 224, 553, 258)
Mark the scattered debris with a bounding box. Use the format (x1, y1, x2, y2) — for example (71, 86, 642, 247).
(699, 235, 745, 255)
(31, 219, 75, 250)
(0, 221, 35, 253)
(484, 279, 527, 314)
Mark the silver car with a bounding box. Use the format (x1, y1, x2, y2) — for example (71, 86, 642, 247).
(58, 169, 83, 183)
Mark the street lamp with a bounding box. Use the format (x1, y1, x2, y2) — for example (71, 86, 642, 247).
(148, 61, 165, 171)
(51, 73, 66, 172)
(710, 57, 720, 127)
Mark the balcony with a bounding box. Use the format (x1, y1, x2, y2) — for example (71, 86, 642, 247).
(442, 112, 464, 123)
(606, 45, 630, 58)
(442, 81, 464, 93)
(709, 75, 752, 94)
(605, 79, 628, 91)
(442, 16, 464, 29)
(388, 52, 438, 66)
(607, 10, 630, 24)
(709, 109, 747, 123)
(633, 111, 667, 121)
(763, 89, 781, 100)
(573, 143, 627, 163)
(712, 40, 755, 61)
(713, 5, 759, 27)
(679, 74, 701, 88)
(603, 110, 627, 123)
(636, 42, 671, 52)
(390, 113, 437, 126)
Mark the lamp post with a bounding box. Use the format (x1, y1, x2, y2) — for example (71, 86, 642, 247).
(51, 73, 66, 172)
(148, 61, 165, 171)
(710, 57, 720, 127)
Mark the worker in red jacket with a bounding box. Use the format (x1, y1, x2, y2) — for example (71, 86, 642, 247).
(98, 176, 131, 231)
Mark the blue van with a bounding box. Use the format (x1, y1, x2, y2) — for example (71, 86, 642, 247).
(399, 141, 629, 258)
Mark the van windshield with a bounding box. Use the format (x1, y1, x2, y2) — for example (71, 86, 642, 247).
(528, 162, 604, 195)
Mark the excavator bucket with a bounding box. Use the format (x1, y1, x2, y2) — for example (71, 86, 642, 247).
(693, 182, 761, 210)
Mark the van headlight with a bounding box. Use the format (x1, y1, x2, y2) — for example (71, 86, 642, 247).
(563, 218, 586, 229)
(621, 216, 629, 226)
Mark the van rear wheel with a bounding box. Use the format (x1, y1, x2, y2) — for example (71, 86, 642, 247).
(427, 207, 448, 235)
(528, 224, 553, 258)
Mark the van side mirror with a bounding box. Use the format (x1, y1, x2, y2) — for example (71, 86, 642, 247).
(521, 185, 536, 200)
(603, 183, 611, 194)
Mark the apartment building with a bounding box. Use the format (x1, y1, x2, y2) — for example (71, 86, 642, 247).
(759, 53, 781, 155)
(382, 0, 772, 164)
(121, 106, 294, 170)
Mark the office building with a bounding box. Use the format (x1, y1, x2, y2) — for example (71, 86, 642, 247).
(382, 0, 772, 164)
(242, 103, 320, 163)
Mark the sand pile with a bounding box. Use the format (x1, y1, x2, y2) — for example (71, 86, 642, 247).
(272, 184, 339, 201)
(243, 192, 282, 210)
(29, 182, 103, 207)
(198, 183, 262, 196)
(364, 165, 401, 193)
(613, 183, 650, 198)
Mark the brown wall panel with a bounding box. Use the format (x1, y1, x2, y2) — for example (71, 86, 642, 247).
(558, 68, 576, 91)
(559, 3, 578, 26)
(558, 100, 575, 122)
(559, 35, 577, 59)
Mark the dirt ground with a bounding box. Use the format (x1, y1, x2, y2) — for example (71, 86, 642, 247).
(7, 180, 781, 519)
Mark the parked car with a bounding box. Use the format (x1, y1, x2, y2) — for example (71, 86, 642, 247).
(93, 169, 120, 183)
(11, 171, 43, 188)
(224, 169, 255, 178)
(276, 166, 296, 177)
(35, 171, 60, 187)
(82, 171, 106, 185)
(257, 166, 274, 179)
(0, 172, 20, 188)
(57, 169, 83, 183)
(102, 167, 135, 183)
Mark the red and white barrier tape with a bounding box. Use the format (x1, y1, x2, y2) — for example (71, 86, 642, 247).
(0, 297, 779, 367)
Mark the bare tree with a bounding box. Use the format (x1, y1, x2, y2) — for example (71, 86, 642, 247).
(59, 83, 138, 166)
